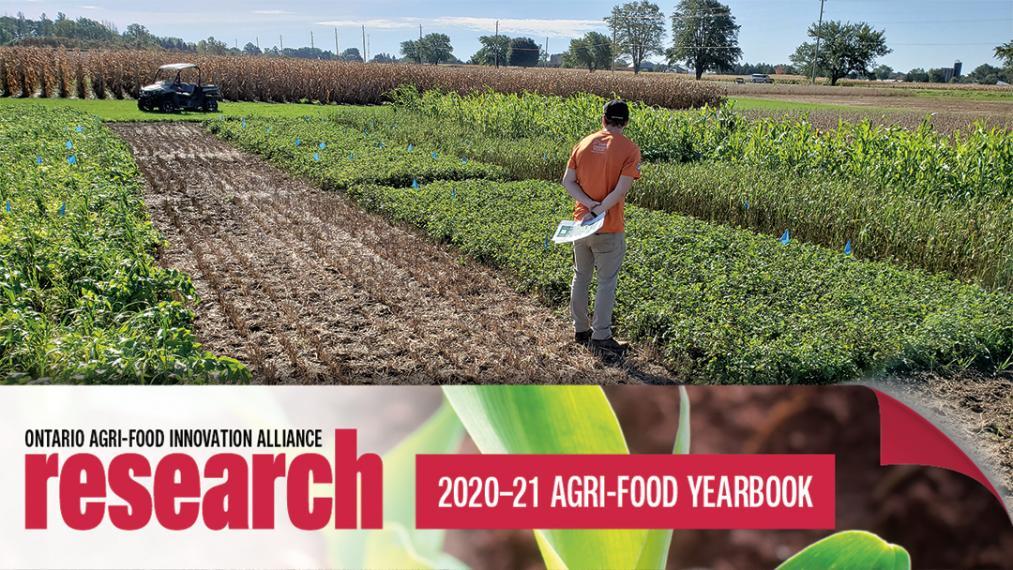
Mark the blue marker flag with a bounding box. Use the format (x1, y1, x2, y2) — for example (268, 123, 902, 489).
(407, 144, 414, 152)
(451, 188, 456, 199)
(75, 125, 83, 133)
(460, 157, 468, 164)
(319, 142, 326, 150)
(844, 240, 852, 255)
(67, 155, 77, 165)
(779, 229, 790, 245)
(348, 152, 355, 160)
(295, 138, 301, 146)
(5, 200, 10, 213)
(35, 156, 43, 165)
(543, 237, 550, 250)
(743, 199, 750, 210)
(542, 152, 548, 161)
(65, 140, 73, 150)
(431, 151, 438, 159)
(378, 142, 385, 149)
(411, 178, 420, 189)
(241, 119, 247, 128)
(58, 202, 66, 217)
(313, 152, 320, 162)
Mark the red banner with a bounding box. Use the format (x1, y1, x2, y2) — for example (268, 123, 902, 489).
(416, 454, 835, 530)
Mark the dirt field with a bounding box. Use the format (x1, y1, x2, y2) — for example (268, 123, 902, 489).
(110, 123, 673, 384)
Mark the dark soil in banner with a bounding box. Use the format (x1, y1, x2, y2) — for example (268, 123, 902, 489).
(446, 386, 1013, 569)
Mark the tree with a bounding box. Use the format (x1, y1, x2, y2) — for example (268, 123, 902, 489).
(605, 1, 665, 74)
(371, 53, 397, 63)
(470, 34, 509, 66)
(242, 42, 261, 56)
(668, 0, 741, 80)
(401, 33, 453, 65)
(996, 40, 1013, 70)
(196, 36, 228, 56)
(965, 63, 1009, 85)
(789, 20, 890, 85)
(508, 37, 540, 67)
(903, 67, 928, 82)
(927, 67, 950, 83)
(873, 64, 893, 80)
(123, 24, 154, 48)
(565, 32, 613, 72)
(339, 48, 363, 62)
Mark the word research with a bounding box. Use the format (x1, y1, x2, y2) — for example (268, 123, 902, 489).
(24, 430, 382, 531)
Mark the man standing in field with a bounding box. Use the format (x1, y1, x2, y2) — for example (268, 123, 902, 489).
(562, 100, 641, 355)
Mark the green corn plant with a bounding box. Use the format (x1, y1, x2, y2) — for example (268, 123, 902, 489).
(338, 386, 909, 569)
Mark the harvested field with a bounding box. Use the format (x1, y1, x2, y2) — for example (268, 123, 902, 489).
(110, 122, 673, 384)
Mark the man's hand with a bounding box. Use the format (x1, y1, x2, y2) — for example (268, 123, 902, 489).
(590, 203, 606, 216)
(581, 210, 597, 223)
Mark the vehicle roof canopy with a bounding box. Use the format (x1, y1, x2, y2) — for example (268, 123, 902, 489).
(159, 63, 198, 72)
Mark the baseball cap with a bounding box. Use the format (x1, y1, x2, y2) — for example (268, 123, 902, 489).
(603, 99, 630, 123)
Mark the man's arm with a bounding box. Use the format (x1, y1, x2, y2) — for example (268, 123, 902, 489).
(562, 168, 600, 213)
(590, 175, 634, 216)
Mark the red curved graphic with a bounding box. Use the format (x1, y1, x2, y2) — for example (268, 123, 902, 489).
(872, 388, 1008, 520)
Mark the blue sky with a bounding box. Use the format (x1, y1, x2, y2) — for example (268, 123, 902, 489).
(3, 0, 1012, 71)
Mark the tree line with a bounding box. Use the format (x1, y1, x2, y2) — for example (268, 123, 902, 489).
(3, 8, 1011, 84)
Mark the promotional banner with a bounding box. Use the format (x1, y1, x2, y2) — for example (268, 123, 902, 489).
(2, 1, 1012, 568)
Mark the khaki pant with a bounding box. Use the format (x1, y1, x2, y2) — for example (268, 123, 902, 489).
(571, 232, 626, 340)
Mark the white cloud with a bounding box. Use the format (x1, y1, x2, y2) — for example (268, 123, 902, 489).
(252, 9, 294, 15)
(435, 17, 603, 37)
(317, 18, 423, 30)
(316, 16, 604, 37)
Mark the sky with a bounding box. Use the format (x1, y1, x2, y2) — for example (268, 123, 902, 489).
(2, 0, 1012, 71)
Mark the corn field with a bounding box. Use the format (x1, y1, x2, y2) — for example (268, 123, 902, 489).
(0, 47, 723, 108)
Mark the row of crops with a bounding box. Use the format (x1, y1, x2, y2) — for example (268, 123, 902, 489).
(0, 47, 722, 109)
(0, 106, 248, 382)
(209, 116, 1013, 384)
(345, 89, 1011, 289)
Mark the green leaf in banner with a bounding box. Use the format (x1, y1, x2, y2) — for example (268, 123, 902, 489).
(443, 385, 646, 570)
(635, 386, 690, 570)
(777, 530, 912, 570)
(328, 400, 466, 569)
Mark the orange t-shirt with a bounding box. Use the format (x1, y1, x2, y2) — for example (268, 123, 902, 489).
(567, 129, 642, 233)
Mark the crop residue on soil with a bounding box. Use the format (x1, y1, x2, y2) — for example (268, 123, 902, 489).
(111, 123, 671, 384)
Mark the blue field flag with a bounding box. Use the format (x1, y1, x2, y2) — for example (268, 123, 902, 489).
(241, 119, 247, 129)
(779, 229, 790, 245)
(407, 143, 414, 152)
(67, 155, 77, 165)
(65, 140, 73, 150)
(313, 152, 320, 162)
(348, 152, 355, 160)
(451, 188, 456, 199)
(294, 138, 301, 146)
(411, 178, 420, 189)
(743, 199, 750, 210)
(844, 240, 852, 255)
(58, 202, 66, 217)
(378, 141, 385, 149)
(319, 142, 326, 150)
(75, 125, 83, 133)
(5, 200, 10, 213)
(431, 151, 438, 159)
(460, 157, 468, 165)
(35, 156, 43, 165)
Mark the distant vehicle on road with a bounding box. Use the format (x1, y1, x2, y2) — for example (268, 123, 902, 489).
(138, 63, 220, 113)
(750, 73, 772, 83)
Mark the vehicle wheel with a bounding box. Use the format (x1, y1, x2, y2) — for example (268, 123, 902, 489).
(207, 99, 218, 112)
(159, 100, 178, 114)
(137, 100, 149, 112)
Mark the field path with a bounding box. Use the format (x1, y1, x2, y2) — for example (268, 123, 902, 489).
(112, 123, 675, 384)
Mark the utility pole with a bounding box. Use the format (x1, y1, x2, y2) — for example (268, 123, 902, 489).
(310, 30, 315, 51)
(811, 0, 826, 84)
(334, 28, 339, 57)
(367, 34, 370, 61)
(256, 36, 260, 50)
(419, 24, 423, 64)
(611, 27, 616, 73)
(494, 20, 500, 68)
(361, 25, 366, 62)
(545, 36, 549, 66)
(280, 34, 283, 51)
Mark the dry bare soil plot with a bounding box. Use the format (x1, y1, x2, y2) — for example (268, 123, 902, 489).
(111, 123, 669, 384)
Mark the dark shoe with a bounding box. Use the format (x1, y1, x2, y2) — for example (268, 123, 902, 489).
(591, 336, 629, 355)
(574, 330, 593, 346)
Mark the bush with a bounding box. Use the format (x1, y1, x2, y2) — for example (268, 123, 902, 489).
(0, 105, 248, 383)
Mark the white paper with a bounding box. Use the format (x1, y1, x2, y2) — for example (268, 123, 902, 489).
(551, 212, 606, 244)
